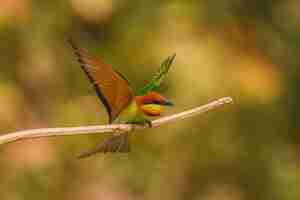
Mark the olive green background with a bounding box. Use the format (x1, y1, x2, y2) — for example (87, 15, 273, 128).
(0, 0, 299, 199)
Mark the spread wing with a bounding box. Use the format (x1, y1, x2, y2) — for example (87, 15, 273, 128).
(138, 54, 176, 95)
(69, 40, 134, 123)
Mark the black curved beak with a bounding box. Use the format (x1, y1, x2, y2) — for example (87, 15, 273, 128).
(163, 99, 174, 106)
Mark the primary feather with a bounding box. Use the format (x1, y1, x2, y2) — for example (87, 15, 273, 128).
(138, 54, 176, 95)
(68, 39, 134, 123)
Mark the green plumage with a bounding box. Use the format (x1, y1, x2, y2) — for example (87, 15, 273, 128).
(115, 54, 176, 125)
(138, 54, 176, 95)
(76, 53, 175, 158)
(113, 101, 151, 125)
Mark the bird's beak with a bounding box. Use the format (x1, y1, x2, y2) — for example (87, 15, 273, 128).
(163, 99, 174, 106)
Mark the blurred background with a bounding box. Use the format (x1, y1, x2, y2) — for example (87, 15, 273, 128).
(0, 0, 299, 199)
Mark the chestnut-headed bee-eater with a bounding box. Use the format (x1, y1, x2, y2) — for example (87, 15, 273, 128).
(69, 40, 175, 158)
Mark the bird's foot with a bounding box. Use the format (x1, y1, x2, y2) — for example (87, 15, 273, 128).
(131, 124, 137, 131)
(146, 120, 152, 128)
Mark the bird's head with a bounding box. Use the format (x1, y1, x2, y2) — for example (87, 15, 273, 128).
(135, 91, 173, 116)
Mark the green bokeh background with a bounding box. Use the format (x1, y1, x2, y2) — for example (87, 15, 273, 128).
(0, 0, 299, 199)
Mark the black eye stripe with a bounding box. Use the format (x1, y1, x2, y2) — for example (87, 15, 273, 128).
(145, 100, 161, 104)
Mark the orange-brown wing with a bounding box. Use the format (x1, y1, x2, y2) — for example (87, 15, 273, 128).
(69, 40, 134, 123)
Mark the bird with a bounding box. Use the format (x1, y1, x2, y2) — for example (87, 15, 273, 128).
(68, 40, 175, 158)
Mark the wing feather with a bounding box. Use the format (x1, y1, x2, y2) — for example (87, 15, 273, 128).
(138, 54, 175, 95)
(69, 40, 133, 123)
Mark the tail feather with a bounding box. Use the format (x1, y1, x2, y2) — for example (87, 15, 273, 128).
(77, 133, 130, 159)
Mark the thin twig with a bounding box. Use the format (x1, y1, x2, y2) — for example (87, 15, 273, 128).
(0, 97, 233, 145)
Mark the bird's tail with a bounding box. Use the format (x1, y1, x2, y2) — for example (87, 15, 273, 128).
(77, 133, 130, 159)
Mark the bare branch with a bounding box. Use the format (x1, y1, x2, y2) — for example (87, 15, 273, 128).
(0, 97, 233, 145)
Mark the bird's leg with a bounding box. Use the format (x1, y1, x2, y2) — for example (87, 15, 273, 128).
(113, 126, 125, 136)
(146, 120, 152, 128)
(133, 119, 152, 128)
(130, 119, 152, 130)
(131, 124, 136, 132)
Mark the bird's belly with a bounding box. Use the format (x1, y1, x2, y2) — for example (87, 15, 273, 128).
(113, 101, 143, 124)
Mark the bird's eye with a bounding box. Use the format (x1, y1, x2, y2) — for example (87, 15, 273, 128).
(152, 100, 161, 104)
